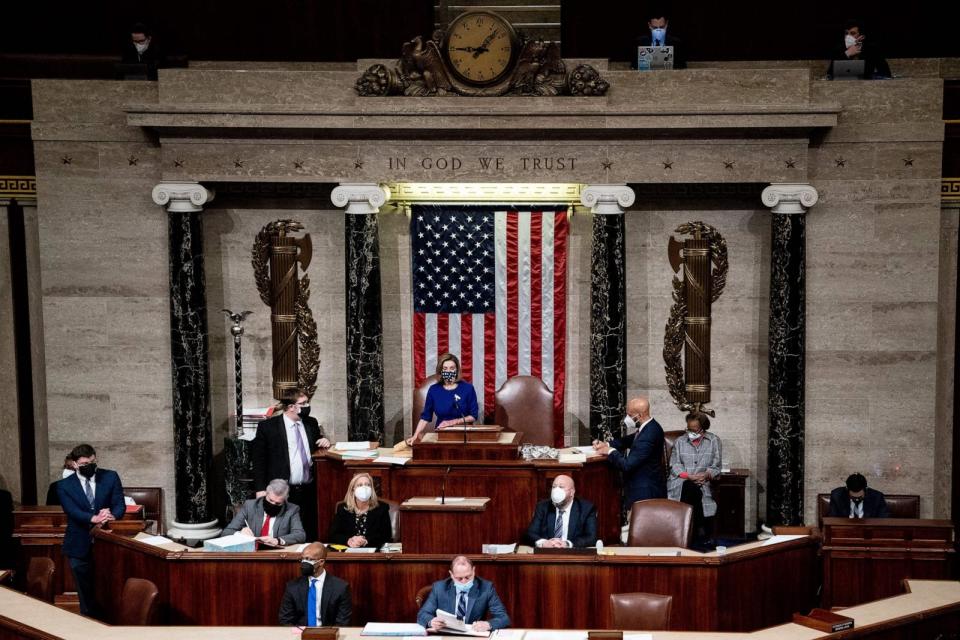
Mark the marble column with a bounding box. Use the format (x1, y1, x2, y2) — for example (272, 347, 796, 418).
(761, 183, 819, 526)
(582, 185, 636, 441)
(332, 184, 390, 442)
(152, 182, 220, 541)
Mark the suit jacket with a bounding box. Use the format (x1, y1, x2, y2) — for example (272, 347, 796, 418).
(222, 497, 305, 545)
(828, 41, 891, 79)
(278, 572, 351, 626)
(607, 419, 667, 507)
(417, 577, 510, 630)
(634, 33, 685, 69)
(828, 486, 890, 519)
(57, 469, 125, 558)
(326, 502, 392, 549)
(252, 414, 324, 492)
(525, 497, 598, 548)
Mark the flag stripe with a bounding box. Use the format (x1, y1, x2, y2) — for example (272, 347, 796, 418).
(472, 313, 485, 422)
(484, 312, 496, 418)
(530, 211, 543, 378)
(506, 211, 519, 378)
(552, 211, 568, 448)
(413, 312, 426, 384)
(494, 211, 507, 392)
(437, 312, 449, 356)
(541, 212, 555, 391)
(460, 314, 472, 383)
(425, 314, 437, 379)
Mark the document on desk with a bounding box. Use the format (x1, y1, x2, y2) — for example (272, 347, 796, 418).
(490, 631, 524, 640)
(345, 547, 378, 553)
(374, 456, 410, 465)
(436, 609, 490, 636)
(524, 632, 586, 640)
(761, 534, 807, 546)
(361, 622, 427, 636)
(336, 441, 375, 450)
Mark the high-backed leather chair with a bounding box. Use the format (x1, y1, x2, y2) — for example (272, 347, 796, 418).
(415, 584, 433, 608)
(627, 499, 693, 548)
(116, 577, 159, 625)
(816, 493, 920, 529)
(124, 487, 164, 534)
(25, 557, 55, 603)
(662, 430, 685, 475)
(609, 592, 673, 631)
(333, 498, 401, 543)
(412, 374, 440, 431)
(494, 375, 554, 445)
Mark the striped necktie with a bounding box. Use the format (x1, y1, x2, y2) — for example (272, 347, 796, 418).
(456, 591, 467, 620)
(554, 509, 565, 539)
(84, 479, 95, 508)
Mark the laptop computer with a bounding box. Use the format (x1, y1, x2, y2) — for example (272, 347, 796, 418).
(637, 45, 674, 70)
(831, 59, 865, 80)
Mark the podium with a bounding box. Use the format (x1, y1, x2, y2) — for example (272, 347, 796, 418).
(412, 428, 523, 461)
(400, 497, 494, 553)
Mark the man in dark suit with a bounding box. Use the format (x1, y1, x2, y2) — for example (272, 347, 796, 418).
(526, 474, 598, 548)
(633, 10, 686, 69)
(279, 542, 351, 626)
(417, 555, 510, 632)
(56, 444, 125, 617)
(828, 472, 890, 519)
(222, 479, 305, 547)
(252, 388, 331, 540)
(593, 396, 666, 509)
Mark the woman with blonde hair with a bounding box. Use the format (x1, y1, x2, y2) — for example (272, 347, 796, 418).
(326, 472, 392, 549)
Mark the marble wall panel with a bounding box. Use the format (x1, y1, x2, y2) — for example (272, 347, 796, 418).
(810, 79, 943, 125)
(935, 207, 958, 517)
(0, 205, 22, 501)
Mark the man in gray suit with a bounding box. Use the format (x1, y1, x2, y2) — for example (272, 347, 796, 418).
(223, 478, 306, 547)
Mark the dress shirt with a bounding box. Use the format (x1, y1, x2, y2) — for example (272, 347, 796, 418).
(536, 503, 572, 547)
(81, 475, 97, 503)
(283, 414, 311, 485)
(850, 500, 864, 519)
(310, 571, 327, 624)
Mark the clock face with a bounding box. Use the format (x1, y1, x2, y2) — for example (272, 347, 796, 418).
(445, 11, 516, 86)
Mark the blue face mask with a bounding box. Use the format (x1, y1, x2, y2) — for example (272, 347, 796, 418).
(454, 580, 474, 593)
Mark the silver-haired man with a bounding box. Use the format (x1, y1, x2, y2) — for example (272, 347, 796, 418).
(223, 478, 307, 547)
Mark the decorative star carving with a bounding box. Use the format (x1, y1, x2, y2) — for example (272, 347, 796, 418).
(234, 159, 244, 168)
(785, 158, 797, 169)
(174, 158, 185, 168)
(128, 156, 139, 166)
(294, 159, 304, 169)
(723, 160, 735, 169)
(835, 157, 847, 168)
(903, 157, 914, 167)
(601, 160, 613, 171)
(61, 155, 72, 165)
(662, 161, 673, 170)
(354, 159, 364, 169)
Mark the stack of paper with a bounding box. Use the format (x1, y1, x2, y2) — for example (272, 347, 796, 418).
(361, 622, 427, 636)
(436, 610, 490, 636)
(203, 533, 256, 552)
(481, 543, 517, 554)
(374, 456, 410, 465)
(341, 449, 379, 459)
(335, 441, 375, 450)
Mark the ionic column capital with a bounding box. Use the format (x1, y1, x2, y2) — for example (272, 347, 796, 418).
(331, 183, 391, 214)
(581, 184, 635, 215)
(152, 182, 215, 212)
(761, 183, 819, 215)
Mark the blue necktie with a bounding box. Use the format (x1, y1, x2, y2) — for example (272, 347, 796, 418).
(307, 578, 317, 626)
(456, 592, 467, 620)
(84, 479, 95, 509)
(554, 509, 565, 539)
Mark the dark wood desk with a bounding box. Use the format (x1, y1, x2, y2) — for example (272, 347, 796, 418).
(399, 497, 491, 553)
(713, 469, 749, 539)
(91, 530, 817, 631)
(821, 517, 956, 607)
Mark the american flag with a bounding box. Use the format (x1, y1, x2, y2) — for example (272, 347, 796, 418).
(411, 205, 568, 447)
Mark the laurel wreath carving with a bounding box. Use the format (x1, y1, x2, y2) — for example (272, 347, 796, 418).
(663, 221, 729, 416)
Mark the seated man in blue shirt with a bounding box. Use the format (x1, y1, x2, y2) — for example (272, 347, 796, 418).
(417, 555, 510, 632)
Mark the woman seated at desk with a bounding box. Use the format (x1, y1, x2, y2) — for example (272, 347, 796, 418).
(667, 412, 722, 545)
(407, 352, 479, 445)
(327, 473, 392, 549)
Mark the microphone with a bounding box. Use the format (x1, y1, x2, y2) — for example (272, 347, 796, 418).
(452, 394, 468, 447)
(441, 465, 451, 505)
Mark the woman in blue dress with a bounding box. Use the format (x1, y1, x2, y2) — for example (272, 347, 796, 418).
(407, 353, 479, 444)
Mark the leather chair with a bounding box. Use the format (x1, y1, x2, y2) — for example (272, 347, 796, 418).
(25, 557, 55, 603)
(662, 430, 685, 475)
(124, 486, 164, 534)
(609, 592, 673, 631)
(627, 499, 693, 548)
(333, 499, 401, 543)
(816, 493, 920, 529)
(494, 375, 554, 446)
(415, 584, 433, 609)
(116, 577, 159, 625)
(412, 374, 440, 432)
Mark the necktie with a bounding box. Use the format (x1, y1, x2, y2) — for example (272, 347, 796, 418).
(456, 592, 467, 620)
(307, 577, 317, 626)
(84, 479, 95, 508)
(554, 509, 565, 539)
(260, 515, 271, 538)
(293, 423, 312, 483)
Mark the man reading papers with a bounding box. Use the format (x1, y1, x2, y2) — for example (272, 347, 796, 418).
(417, 555, 510, 633)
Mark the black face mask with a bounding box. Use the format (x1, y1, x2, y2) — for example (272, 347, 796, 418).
(78, 463, 97, 479)
(263, 500, 283, 517)
(299, 405, 311, 419)
(300, 561, 317, 577)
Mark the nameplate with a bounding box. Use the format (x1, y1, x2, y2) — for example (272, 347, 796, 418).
(302, 627, 338, 640)
(793, 609, 854, 633)
(588, 632, 623, 640)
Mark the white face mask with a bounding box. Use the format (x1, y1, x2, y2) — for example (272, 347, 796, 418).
(134, 41, 149, 54)
(623, 415, 637, 433)
(844, 35, 858, 48)
(354, 485, 372, 501)
(550, 486, 567, 505)
(62, 468, 75, 479)
(688, 430, 703, 441)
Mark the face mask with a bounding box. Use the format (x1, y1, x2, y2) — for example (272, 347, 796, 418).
(623, 415, 637, 433)
(454, 580, 474, 593)
(651, 27, 666, 44)
(354, 485, 373, 501)
(688, 430, 703, 441)
(300, 560, 318, 576)
(441, 370, 456, 383)
(844, 35, 858, 48)
(78, 463, 97, 479)
(550, 486, 567, 505)
(134, 42, 149, 54)
(62, 469, 75, 479)
(299, 405, 311, 419)
(263, 499, 283, 516)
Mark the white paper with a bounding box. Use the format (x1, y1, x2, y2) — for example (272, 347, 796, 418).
(345, 547, 378, 553)
(524, 632, 586, 640)
(574, 446, 595, 454)
(624, 635, 654, 640)
(341, 450, 378, 458)
(209, 532, 254, 544)
(336, 441, 375, 450)
(434, 496, 466, 503)
(138, 535, 173, 546)
(374, 456, 410, 465)
(435, 610, 490, 636)
(361, 622, 427, 636)
(481, 543, 517, 554)
(761, 534, 807, 546)
(491, 632, 525, 640)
